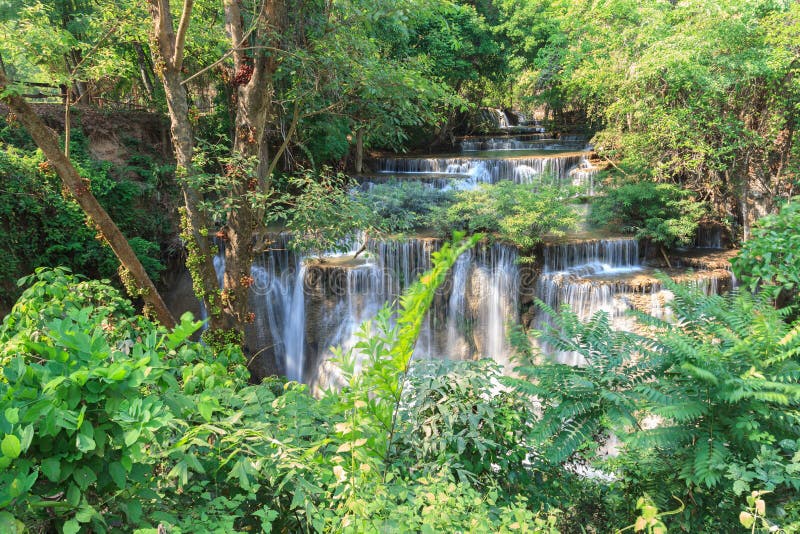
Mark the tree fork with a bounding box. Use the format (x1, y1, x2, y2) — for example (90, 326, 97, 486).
(0, 72, 176, 328)
(148, 0, 223, 330)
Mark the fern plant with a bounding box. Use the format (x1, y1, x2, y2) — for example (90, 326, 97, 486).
(521, 276, 800, 529)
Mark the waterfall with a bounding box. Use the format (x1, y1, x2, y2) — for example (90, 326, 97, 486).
(460, 134, 552, 151)
(542, 239, 640, 274)
(446, 251, 472, 359)
(569, 156, 599, 195)
(478, 108, 510, 129)
(695, 225, 723, 249)
(378, 155, 584, 187)
(534, 238, 644, 364)
(475, 244, 519, 371)
(212, 236, 520, 388)
(534, 237, 735, 365)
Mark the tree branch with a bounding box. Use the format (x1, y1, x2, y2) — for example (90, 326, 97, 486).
(173, 0, 194, 71)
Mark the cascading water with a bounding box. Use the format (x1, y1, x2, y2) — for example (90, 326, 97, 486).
(214, 235, 521, 389)
(533, 237, 734, 365)
(378, 154, 584, 187)
(534, 238, 645, 364)
(473, 244, 519, 371)
(695, 225, 723, 249)
(460, 136, 585, 152)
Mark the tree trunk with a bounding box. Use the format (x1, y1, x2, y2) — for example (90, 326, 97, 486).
(354, 126, 364, 174)
(0, 72, 176, 328)
(148, 0, 225, 332)
(219, 0, 285, 348)
(133, 42, 155, 98)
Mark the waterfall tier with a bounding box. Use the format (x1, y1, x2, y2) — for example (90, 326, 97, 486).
(460, 137, 586, 152)
(220, 237, 521, 389)
(378, 154, 584, 187)
(532, 237, 733, 365)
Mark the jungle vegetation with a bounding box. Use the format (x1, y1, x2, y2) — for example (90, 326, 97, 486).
(0, 0, 799, 531)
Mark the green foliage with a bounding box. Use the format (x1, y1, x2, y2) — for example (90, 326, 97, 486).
(0, 119, 170, 305)
(0, 237, 570, 533)
(505, 0, 800, 233)
(522, 277, 800, 530)
(0, 268, 212, 532)
(733, 197, 800, 311)
(589, 180, 707, 249)
(356, 180, 455, 234)
(395, 359, 534, 488)
(431, 181, 579, 251)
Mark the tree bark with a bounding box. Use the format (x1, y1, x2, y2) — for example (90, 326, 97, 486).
(0, 72, 176, 328)
(133, 42, 155, 98)
(148, 0, 225, 330)
(354, 126, 364, 174)
(219, 0, 286, 340)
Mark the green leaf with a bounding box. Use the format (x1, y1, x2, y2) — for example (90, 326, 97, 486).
(63, 518, 81, 534)
(0, 511, 24, 534)
(124, 429, 141, 447)
(4, 409, 19, 425)
(19, 426, 33, 453)
(66, 483, 80, 507)
(41, 457, 62, 482)
(1, 435, 21, 459)
(109, 462, 127, 489)
(75, 433, 96, 453)
(72, 466, 96, 490)
(198, 399, 214, 422)
(75, 504, 95, 523)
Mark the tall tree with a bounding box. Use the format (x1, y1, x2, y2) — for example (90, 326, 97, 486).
(148, 0, 228, 339)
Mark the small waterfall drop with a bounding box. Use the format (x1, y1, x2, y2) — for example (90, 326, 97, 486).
(534, 238, 644, 364)
(378, 155, 584, 188)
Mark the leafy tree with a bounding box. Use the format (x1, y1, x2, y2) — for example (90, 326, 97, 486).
(431, 181, 579, 252)
(506, 0, 800, 240)
(0, 72, 175, 326)
(733, 197, 800, 313)
(355, 180, 455, 234)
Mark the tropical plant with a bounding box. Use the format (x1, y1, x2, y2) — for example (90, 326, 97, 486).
(733, 197, 800, 313)
(520, 278, 800, 530)
(431, 181, 579, 251)
(355, 179, 455, 234)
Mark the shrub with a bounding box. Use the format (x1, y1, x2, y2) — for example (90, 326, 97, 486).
(589, 180, 706, 249)
(355, 179, 455, 234)
(733, 197, 800, 313)
(431, 181, 579, 251)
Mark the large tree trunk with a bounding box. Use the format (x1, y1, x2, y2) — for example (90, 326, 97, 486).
(219, 0, 285, 350)
(0, 72, 176, 328)
(148, 0, 226, 334)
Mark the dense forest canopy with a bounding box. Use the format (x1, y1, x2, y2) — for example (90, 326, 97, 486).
(0, 0, 799, 532)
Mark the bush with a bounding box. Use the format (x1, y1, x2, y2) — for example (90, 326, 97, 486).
(589, 180, 706, 249)
(355, 179, 455, 234)
(0, 122, 171, 306)
(431, 181, 579, 251)
(0, 239, 572, 533)
(520, 278, 800, 531)
(733, 197, 800, 313)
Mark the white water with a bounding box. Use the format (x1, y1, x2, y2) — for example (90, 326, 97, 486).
(534, 238, 644, 365)
(213, 236, 521, 387)
(378, 154, 584, 188)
